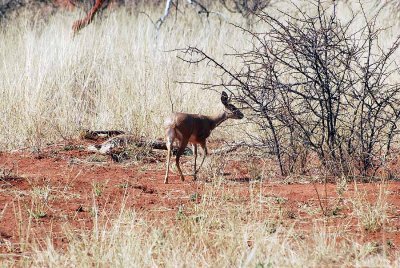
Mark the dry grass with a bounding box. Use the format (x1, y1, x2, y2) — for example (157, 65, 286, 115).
(0, 6, 250, 151)
(1, 1, 400, 266)
(0, 1, 399, 151)
(1, 151, 399, 266)
(352, 184, 389, 232)
(1, 179, 398, 267)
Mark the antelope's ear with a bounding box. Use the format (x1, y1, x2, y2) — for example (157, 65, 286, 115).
(221, 91, 229, 105)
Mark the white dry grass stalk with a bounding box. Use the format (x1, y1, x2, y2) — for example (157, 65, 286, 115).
(351, 183, 389, 233)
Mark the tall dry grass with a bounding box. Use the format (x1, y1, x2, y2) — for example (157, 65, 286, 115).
(0, 7, 249, 151)
(1, 1, 399, 151)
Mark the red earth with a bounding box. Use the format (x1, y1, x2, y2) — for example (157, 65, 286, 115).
(0, 139, 399, 257)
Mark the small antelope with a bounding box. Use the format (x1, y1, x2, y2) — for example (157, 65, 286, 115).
(164, 91, 244, 184)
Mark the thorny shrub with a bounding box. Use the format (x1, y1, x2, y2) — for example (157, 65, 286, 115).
(179, 1, 400, 179)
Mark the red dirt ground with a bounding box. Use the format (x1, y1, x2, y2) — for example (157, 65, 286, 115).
(0, 140, 399, 256)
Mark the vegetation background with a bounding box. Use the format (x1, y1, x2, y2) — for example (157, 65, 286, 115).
(0, 0, 397, 151)
(0, 0, 399, 266)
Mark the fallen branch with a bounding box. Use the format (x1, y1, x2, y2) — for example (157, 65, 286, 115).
(80, 129, 126, 140)
(87, 134, 244, 156)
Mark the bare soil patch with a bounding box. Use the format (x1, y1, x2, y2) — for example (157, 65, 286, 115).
(0, 140, 399, 256)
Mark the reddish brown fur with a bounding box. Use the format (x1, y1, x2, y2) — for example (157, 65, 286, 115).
(164, 92, 243, 183)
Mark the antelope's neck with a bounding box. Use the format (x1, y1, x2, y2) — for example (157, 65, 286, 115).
(209, 112, 227, 130)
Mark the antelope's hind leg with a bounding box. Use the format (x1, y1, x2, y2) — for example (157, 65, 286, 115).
(164, 129, 175, 184)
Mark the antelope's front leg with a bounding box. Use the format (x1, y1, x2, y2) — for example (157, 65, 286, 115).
(196, 142, 208, 174)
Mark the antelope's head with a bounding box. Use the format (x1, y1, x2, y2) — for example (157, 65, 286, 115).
(221, 91, 244, 119)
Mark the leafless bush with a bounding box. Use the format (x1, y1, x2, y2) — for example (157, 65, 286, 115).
(179, 1, 400, 178)
(219, 0, 272, 17)
(0, 0, 57, 19)
(69, 0, 274, 32)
